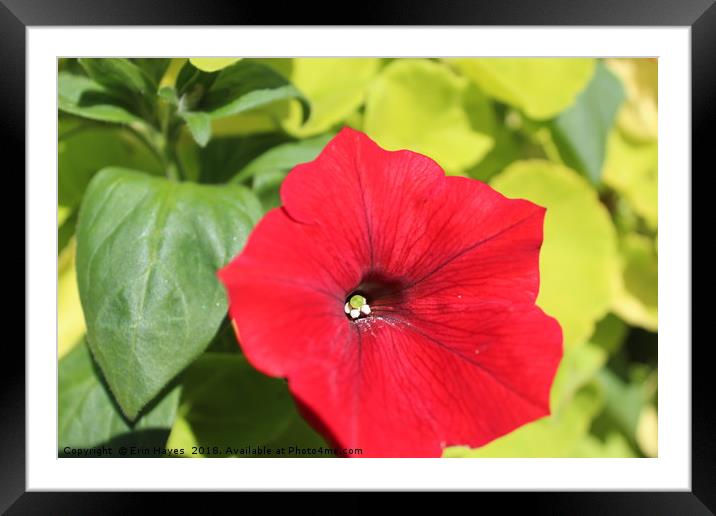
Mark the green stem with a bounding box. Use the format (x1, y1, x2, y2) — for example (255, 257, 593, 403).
(127, 109, 185, 182)
(162, 119, 186, 182)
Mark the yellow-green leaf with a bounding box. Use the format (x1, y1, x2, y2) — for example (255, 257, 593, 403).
(447, 58, 596, 120)
(636, 404, 658, 457)
(189, 58, 242, 72)
(606, 58, 658, 143)
(573, 432, 637, 458)
(281, 58, 380, 137)
(612, 233, 658, 331)
(364, 59, 493, 174)
(603, 129, 658, 230)
(491, 160, 619, 347)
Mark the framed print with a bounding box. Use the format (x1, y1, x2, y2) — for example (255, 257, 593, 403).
(4, 0, 712, 511)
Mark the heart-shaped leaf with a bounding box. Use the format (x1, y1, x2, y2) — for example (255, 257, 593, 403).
(59, 340, 181, 454)
(76, 168, 262, 419)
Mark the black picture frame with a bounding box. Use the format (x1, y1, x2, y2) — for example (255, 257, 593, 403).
(3, 0, 711, 512)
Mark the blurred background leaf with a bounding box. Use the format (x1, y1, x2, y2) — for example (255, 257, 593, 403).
(606, 58, 658, 143)
(612, 233, 658, 331)
(277, 58, 380, 137)
(365, 59, 493, 175)
(549, 61, 625, 183)
(446, 58, 595, 120)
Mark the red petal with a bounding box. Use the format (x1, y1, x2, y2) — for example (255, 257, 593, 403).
(289, 304, 562, 457)
(282, 128, 544, 305)
(218, 208, 355, 377)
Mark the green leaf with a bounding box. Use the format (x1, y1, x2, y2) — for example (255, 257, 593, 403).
(590, 313, 629, 354)
(550, 61, 625, 183)
(58, 72, 142, 124)
(76, 168, 263, 419)
(252, 170, 287, 211)
(491, 160, 619, 347)
(179, 111, 212, 147)
(279, 58, 380, 137)
(445, 384, 604, 457)
(462, 83, 522, 182)
(596, 368, 650, 440)
(131, 58, 171, 86)
(447, 58, 596, 120)
(59, 124, 163, 209)
(232, 133, 332, 183)
(79, 58, 153, 96)
(178, 60, 310, 122)
(573, 432, 637, 458)
(198, 133, 290, 184)
(550, 342, 607, 411)
(364, 59, 493, 174)
(612, 233, 658, 331)
(603, 129, 658, 229)
(157, 86, 179, 106)
(166, 353, 328, 457)
(189, 58, 242, 72)
(59, 340, 180, 454)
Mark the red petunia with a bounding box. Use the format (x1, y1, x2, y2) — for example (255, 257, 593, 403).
(219, 128, 563, 457)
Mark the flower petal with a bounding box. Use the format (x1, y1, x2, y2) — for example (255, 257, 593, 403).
(219, 208, 356, 377)
(288, 304, 562, 457)
(281, 128, 544, 304)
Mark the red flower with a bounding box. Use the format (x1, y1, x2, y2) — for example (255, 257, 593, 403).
(219, 128, 563, 457)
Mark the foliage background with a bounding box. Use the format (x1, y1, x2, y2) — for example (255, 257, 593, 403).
(58, 57, 658, 458)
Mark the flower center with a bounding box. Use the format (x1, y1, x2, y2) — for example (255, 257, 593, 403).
(344, 294, 371, 320)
